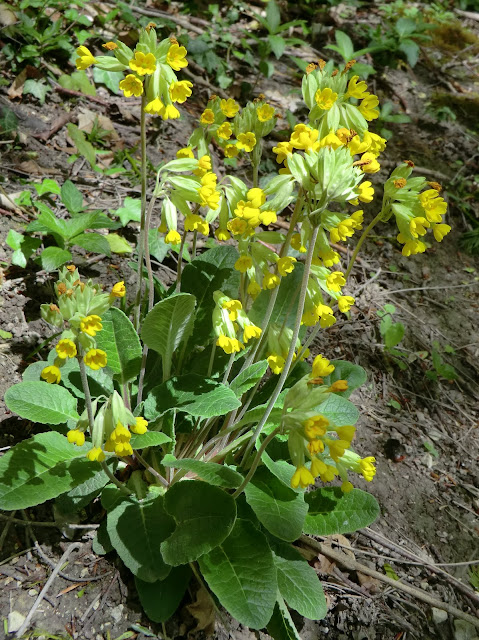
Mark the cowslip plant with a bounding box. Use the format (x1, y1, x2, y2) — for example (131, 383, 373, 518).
(1, 27, 451, 637)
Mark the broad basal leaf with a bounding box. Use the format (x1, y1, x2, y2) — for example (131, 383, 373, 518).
(5, 381, 79, 424)
(303, 487, 380, 536)
(95, 307, 142, 383)
(162, 455, 243, 489)
(135, 565, 192, 623)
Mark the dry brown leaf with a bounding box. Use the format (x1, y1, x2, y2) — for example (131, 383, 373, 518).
(313, 534, 355, 576)
(357, 571, 382, 593)
(185, 586, 215, 635)
(0, 4, 17, 26)
(8, 69, 28, 99)
(18, 160, 61, 175)
(0, 192, 23, 212)
(77, 108, 119, 140)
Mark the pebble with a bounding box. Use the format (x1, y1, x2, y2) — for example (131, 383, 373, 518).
(7, 611, 25, 633)
(28, 588, 38, 596)
(432, 607, 448, 624)
(110, 604, 124, 623)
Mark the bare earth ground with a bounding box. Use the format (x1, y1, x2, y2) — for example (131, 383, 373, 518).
(1, 5, 479, 640)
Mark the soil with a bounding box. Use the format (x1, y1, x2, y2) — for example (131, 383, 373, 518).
(1, 3, 479, 640)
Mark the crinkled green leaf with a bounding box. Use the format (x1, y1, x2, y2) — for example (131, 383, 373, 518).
(5, 381, 79, 424)
(303, 487, 380, 536)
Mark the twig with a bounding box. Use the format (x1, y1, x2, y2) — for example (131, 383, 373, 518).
(0, 513, 99, 529)
(15, 542, 82, 637)
(300, 535, 479, 629)
(129, 5, 204, 34)
(0, 510, 16, 551)
(54, 85, 109, 106)
(386, 283, 478, 295)
(33, 112, 72, 142)
(32, 540, 110, 584)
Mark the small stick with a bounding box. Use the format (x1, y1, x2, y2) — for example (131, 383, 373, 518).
(0, 513, 99, 529)
(300, 535, 479, 629)
(15, 542, 82, 637)
(54, 85, 109, 106)
(33, 112, 72, 141)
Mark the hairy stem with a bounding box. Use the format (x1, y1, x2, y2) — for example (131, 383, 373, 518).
(134, 94, 148, 331)
(345, 209, 384, 279)
(232, 428, 280, 498)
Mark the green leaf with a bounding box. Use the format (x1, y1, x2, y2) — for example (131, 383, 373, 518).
(92, 521, 113, 555)
(0, 330, 12, 339)
(267, 598, 302, 640)
(271, 540, 327, 619)
(148, 229, 169, 262)
(315, 393, 359, 426)
(106, 233, 132, 254)
(268, 34, 286, 58)
(95, 308, 142, 383)
(229, 360, 268, 397)
(162, 456, 243, 488)
(261, 451, 300, 492)
(385, 323, 405, 348)
(93, 68, 124, 94)
(265, 0, 281, 33)
(182, 246, 240, 343)
(56, 465, 112, 513)
(324, 360, 367, 399)
(144, 375, 241, 421)
(6, 229, 24, 251)
(244, 467, 308, 541)
(198, 519, 276, 629)
(250, 263, 304, 329)
(23, 79, 50, 104)
(39, 247, 72, 271)
(135, 566, 192, 623)
(59, 71, 96, 96)
(161, 480, 236, 565)
(113, 197, 141, 226)
(61, 180, 83, 213)
(73, 232, 111, 256)
(141, 293, 196, 380)
(130, 432, 172, 449)
(35, 203, 69, 237)
(35, 179, 61, 196)
(0, 432, 99, 510)
(303, 487, 380, 536)
(333, 30, 354, 60)
(107, 493, 174, 582)
(5, 381, 79, 424)
(67, 123, 97, 168)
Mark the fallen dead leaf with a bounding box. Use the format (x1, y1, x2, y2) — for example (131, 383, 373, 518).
(0, 3, 17, 26)
(8, 69, 28, 99)
(18, 160, 61, 175)
(313, 534, 356, 576)
(77, 107, 119, 140)
(185, 585, 215, 634)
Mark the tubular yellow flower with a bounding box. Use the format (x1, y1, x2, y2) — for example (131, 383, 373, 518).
(102, 41, 118, 50)
(166, 43, 188, 71)
(236, 132, 256, 152)
(341, 481, 354, 493)
(268, 353, 285, 375)
(311, 354, 335, 378)
(222, 299, 242, 322)
(346, 75, 368, 99)
(263, 272, 280, 289)
(247, 280, 261, 298)
(338, 295, 355, 313)
(326, 271, 346, 293)
(131, 416, 148, 435)
(290, 124, 319, 151)
(144, 97, 165, 115)
(410, 217, 429, 238)
(41, 365, 61, 384)
(243, 324, 262, 343)
(129, 51, 156, 76)
(200, 109, 215, 125)
(433, 223, 451, 242)
(277, 256, 296, 277)
(359, 94, 379, 121)
(80, 315, 102, 337)
(67, 429, 85, 446)
(199, 185, 220, 210)
(358, 180, 374, 203)
(215, 228, 230, 241)
(291, 465, 315, 489)
(357, 152, 380, 174)
(110, 281, 126, 298)
(359, 456, 376, 481)
(56, 339, 77, 359)
(272, 141, 293, 164)
(259, 210, 277, 226)
(119, 74, 144, 98)
(326, 438, 350, 461)
(304, 415, 329, 439)
(224, 144, 239, 158)
(234, 255, 253, 272)
(216, 335, 244, 354)
(217, 122, 233, 140)
(220, 98, 240, 118)
(159, 104, 180, 120)
(169, 80, 193, 103)
(336, 425, 356, 443)
(86, 447, 105, 462)
(84, 349, 107, 370)
(165, 229, 181, 244)
(291, 233, 307, 253)
(75, 46, 97, 70)
(419, 189, 447, 222)
(185, 214, 209, 235)
(329, 380, 349, 392)
(194, 155, 212, 176)
(314, 87, 338, 110)
(256, 104, 275, 122)
(176, 147, 194, 159)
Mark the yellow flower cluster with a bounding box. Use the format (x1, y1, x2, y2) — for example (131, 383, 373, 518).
(213, 292, 262, 354)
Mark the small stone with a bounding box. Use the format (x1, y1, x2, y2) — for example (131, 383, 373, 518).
(432, 607, 448, 624)
(8, 611, 25, 633)
(28, 588, 38, 596)
(110, 604, 124, 623)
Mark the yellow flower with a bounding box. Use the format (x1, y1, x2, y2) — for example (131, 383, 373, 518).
(55, 339, 77, 359)
(129, 51, 156, 76)
(291, 233, 307, 253)
(224, 144, 239, 158)
(314, 87, 338, 110)
(165, 229, 181, 244)
(86, 447, 105, 462)
(144, 97, 165, 115)
(277, 256, 296, 276)
(346, 75, 368, 99)
(119, 74, 144, 98)
(41, 365, 61, 384)
(200, 109, 215, 125)
(326, 438, 350, 462)
(410, 217, 429, 238)
(84, 349, 107, 370)
(259, 210, 277, 226)
(263, 272, 280, 289)
(304, 415, 329, 439)
(312, 354, 335, 378)
(222, 299, 242, 322)
(185, 214, 209, 235)
(359, 456, 376, 481)
(234, 255, 253, 272)
(291, 465, 315, 489)
(358, 152, 380, 173)
(177, 147, 194, 159)
(341, 481, 354, 493)
(102, 41, 118, 50)
(80, 315, 102, 337)
(336, 425, 356, 443)
(67, 429, 85, 446)
(401, 239, 426, 257)
(131, 416, 148, 435)
(326, 271, 346, 292)
(166, 43, 188, 71)
(217, 122, 233, 140)
(110, 281, 126, 298)
(358, 180, 374, 203)
(419, 189, 447, 222)
(319, 133, 343, 150)
(199, 185, 220, 210)
(329, 380, 349, 393)
(338, 295, 355, 313)
(228, 218, 248, 236)
(359, 94, 379, 121)
(159, 104, 180, 120)
(247, 280, 261, 298)
(75, 46, 97, 70)
(268, 353, 285, 375)
(256, 104, 275, 122)
(290, 124, 319, 151)
(169, 80, 193, 103)
(216, 335, 244, 354)
(220, 98, 240, 118)
(243, 324, 262, 343)
(236, 132, 256, 152)
(272, 141, 293, 164)
(433, 223, 451, 242)
(194, 155, 212, 176)
(215, 228, 230, 241)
